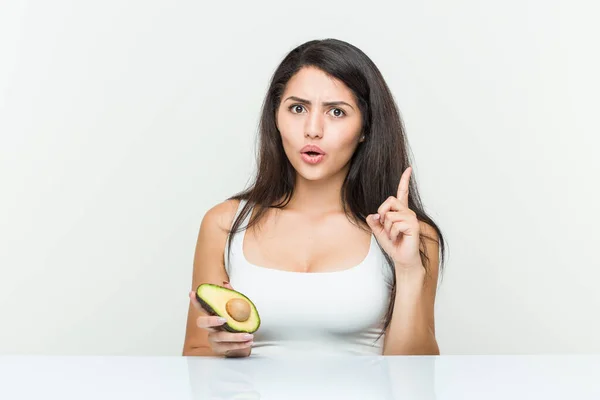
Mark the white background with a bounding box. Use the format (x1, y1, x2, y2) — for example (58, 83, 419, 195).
(1, 0, 598, 356)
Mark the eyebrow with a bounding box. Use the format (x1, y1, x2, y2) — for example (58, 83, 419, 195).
(283, 96, 355, 111)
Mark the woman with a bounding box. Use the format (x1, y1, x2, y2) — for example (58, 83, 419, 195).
(182, 38, 447, 358)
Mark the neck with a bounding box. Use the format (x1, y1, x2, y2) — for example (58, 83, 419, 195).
(284, 166, 350, 215)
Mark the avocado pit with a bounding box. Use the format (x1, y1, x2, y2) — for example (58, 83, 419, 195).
(226, 298, 251, 322)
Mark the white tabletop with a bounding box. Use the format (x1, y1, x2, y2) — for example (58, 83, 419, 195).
(0, 354, 599, 399)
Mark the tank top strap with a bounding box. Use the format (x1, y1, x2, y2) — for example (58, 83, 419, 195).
(224, 198, 251, 276)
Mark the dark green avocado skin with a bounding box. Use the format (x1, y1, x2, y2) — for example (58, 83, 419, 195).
(195, 285, 260, 334)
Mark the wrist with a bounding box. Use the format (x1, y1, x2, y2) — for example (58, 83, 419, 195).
(394, 266, 426, 299)
(394, 263, 426, 281)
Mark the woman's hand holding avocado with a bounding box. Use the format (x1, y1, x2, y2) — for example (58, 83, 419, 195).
(188, 282, 254, 358)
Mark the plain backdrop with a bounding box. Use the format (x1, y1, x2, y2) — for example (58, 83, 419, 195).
(0, 0, 598, 356)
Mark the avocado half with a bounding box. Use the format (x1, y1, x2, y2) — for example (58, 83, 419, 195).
(195, 283, 261, 334)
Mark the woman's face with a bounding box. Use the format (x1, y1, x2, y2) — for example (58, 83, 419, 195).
(276, 66, 364, 182)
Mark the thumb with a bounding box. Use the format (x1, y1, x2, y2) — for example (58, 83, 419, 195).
(222, 281, 234, 290)
(366, 214, 385, 239)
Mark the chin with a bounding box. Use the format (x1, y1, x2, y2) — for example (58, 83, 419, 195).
(293, 163, 328, 182)
(297, 169, 327, 181)
(289, 154, 345, 182)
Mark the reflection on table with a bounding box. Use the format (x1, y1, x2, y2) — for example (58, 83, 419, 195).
(187, 355, 436, 400)
(0, 354, 598, 399)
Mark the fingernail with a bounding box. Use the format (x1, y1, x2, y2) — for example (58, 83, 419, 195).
(223, 281, 229, 285)
(243, 334, 253, 340)
(217, 317, 228, 323)
(373, 214, 380, 221)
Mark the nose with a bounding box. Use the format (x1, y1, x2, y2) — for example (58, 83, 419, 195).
(304, 110, 323, 139)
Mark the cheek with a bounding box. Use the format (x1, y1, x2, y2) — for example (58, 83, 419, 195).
(329, 126, 361, 151)
(277, 125, 300, 159)
(279, 129, 299, 151)
(335, 131, 362, 161)
(277, 114, 300, 141)
(277, 113, 304, 136)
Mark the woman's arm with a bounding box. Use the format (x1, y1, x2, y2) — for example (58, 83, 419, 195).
(182, 199, 240, 356)
(383, 223, 441, 356)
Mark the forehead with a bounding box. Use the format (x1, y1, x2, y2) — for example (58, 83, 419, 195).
(283, 66, 354, 101)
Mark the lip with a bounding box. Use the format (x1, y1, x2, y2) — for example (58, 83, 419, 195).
(301, 152, 324, 165)
(300, 144, 326, 155)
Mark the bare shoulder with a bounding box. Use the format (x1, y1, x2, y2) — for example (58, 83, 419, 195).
(191, 198, 241, 282)
(201, 198, 241, 234)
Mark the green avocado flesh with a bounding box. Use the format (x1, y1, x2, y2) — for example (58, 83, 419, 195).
(195, 283, 261, 334)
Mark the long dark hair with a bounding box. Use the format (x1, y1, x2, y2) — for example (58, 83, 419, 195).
(225, 38, 447, 339)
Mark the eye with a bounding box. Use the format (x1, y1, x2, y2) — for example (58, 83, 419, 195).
(328, 108, 346, 118)
(289, 104, 306, 114)
(288, 104, 346, 118)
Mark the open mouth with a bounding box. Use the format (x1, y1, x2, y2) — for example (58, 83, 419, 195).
(301, 151, 325, 164)
(300, 145, 325, 164)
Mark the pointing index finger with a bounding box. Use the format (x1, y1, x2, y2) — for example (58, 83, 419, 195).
(397, 167, 412, 207)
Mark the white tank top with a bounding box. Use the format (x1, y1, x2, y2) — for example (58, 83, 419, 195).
(224, 199, 394, 357)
